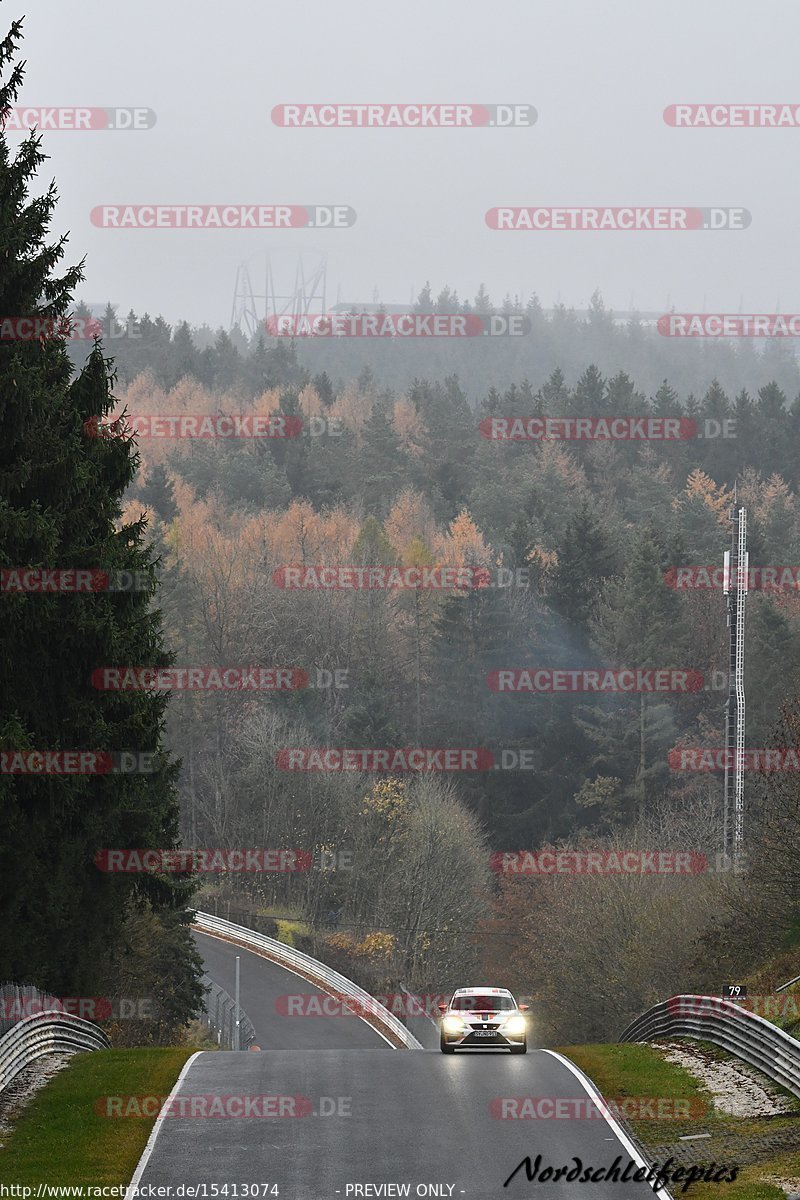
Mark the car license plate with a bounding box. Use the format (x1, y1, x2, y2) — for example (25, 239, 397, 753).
(473, 1030, 497, 1037)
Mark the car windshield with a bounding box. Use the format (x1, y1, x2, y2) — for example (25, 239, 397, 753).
(451, 994, 515, 1011)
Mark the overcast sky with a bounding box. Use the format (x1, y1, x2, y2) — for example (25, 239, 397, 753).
(8, 0, 800, 328)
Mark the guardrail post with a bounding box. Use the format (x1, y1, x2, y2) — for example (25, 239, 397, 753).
(234, 956, 241, 1051)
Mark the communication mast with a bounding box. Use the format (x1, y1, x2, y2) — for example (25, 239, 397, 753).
(722, 500, 748, 866)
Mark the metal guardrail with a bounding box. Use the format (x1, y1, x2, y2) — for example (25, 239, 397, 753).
(0, 983, 61, 1038)
(200, 977, 257, 1049)
(620, 994, 800, 1100)
(398, 982, 440, 1049)
(0, 1011, 110, 1093)
(398, 982, 440, 1025)
(193, 911, 423, 1049)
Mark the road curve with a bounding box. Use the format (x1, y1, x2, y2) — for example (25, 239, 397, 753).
(135, 1047, 666, 1197)
(195, 929, 390, 1050)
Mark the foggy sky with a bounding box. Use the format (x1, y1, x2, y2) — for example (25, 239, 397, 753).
(11, 0, 800, 328)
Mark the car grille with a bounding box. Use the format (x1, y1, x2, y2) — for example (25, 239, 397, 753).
(462, 1028, 509, 1044)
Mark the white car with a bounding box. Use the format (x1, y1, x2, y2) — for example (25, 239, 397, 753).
(438, 986, 528, 1054)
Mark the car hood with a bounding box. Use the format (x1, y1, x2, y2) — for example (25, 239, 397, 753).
(451, 1009, 509, 1019)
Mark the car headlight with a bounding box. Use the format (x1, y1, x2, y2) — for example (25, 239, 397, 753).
(443, 1014, 468, 1034)
(501, 1014, 527, 1037)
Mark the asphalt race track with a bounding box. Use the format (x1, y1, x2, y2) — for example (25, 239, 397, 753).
(195, 930, 389, 1050)
(135, 937, 668, 1197)
(135, 1049, 665, 1198)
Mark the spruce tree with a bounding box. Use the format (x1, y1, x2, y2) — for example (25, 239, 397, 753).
(0, 18, 201, 1002)
(549, 501, 618, 646)
(580, 528, 689, 814)
(358, 403, 408, 515)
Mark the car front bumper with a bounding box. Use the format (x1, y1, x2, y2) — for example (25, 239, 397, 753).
(441, 1025, 526, 1048)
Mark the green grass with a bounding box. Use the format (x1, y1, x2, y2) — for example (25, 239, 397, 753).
(685, 1176, 787, 1199)
(555, 1042, 715, 1142)
(557, 1043, 799, 1199)
(680, 1157, 798, 1200)
(0, 1047, 195, 1185)
(557, 1042, 712, 1107)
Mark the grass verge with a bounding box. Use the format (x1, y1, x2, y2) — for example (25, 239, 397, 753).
(0, 1047, 195, 1185)
(557, 1043, 798, 1199)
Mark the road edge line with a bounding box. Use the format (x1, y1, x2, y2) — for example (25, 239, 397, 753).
(128, 1050, 203, 1188)
(541, 1049, 674, 1198)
